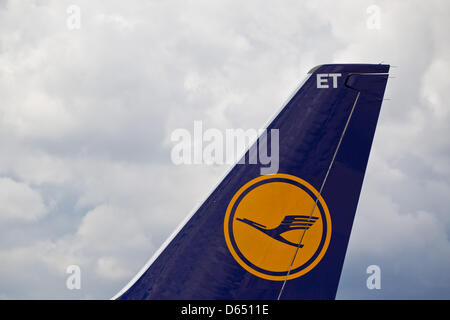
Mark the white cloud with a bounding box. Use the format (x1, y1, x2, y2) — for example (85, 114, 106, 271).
(96, 256, 131, 281)
(0, 178, 48, 222)
(76, 204, 152, 254)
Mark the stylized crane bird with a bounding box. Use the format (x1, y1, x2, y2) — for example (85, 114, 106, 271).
(236, 215, 319, 247)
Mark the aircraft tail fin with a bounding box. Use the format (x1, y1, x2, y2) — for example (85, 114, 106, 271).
(114, 63, 389, 300)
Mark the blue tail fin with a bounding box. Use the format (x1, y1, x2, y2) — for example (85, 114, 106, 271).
(114, 64, 390, 300)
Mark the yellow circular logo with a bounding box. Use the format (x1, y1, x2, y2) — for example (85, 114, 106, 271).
(224, 174, 332, 281)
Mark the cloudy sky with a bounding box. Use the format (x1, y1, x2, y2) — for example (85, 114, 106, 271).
(0, 0, 449, 299)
